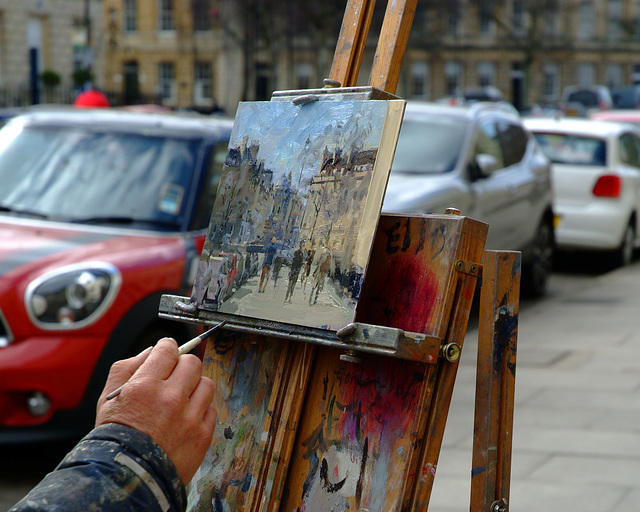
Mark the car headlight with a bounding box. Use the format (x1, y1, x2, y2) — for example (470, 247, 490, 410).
(25, 262, 122, 329)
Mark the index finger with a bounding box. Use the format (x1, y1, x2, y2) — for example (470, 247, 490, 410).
(133, 337, 180, 381)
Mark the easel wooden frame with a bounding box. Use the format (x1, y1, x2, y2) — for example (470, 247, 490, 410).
(330, 2, 519, 509)
(159, 1, 520, 510)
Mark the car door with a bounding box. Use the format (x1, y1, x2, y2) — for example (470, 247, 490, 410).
(469, 116, 529, 251)
(496, 119, 549, 250)
(618, 132, 640, 239)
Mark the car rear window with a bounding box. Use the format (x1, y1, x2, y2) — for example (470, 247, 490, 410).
(391, 116, 466, 174)
(566, 90, 599, 107)
(532, 132, 606, 166)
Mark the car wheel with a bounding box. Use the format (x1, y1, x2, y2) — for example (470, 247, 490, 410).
(522, 219, 554, 298)
(614, 221, 635, 268)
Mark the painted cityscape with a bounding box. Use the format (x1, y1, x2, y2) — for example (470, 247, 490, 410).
(191, 98, 405, 330)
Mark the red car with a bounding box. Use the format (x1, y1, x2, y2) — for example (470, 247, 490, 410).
(0, 109, 232, 442)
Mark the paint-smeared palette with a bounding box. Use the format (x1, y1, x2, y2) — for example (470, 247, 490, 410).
(191, 98, 405, 331)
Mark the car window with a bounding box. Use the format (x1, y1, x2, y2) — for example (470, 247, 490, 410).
(619, 133, 640, 168)
(532, 132, 606, 166)
(391, 116, 466, 174)
(498, 121, 528, 167)
(566, 90, 599, 107)
(0, 123, 203, 227)
(474, 120, 504, 168)
(190, 143, 228, 230)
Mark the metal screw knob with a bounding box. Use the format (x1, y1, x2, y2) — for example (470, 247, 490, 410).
(445, 207, 461, 215)
(340, 350, 363, 364)
(490, 498, 508, 512)
(323, 78, 342, 88)
(440, 342, 461, 362)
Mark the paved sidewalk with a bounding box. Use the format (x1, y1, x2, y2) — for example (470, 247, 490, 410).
(429, 263, 640, 512)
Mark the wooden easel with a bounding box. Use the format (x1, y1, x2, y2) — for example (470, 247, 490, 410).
(159, 1, 520, 510)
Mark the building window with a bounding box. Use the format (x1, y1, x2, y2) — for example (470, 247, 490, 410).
(477, 61, 495, 87)
(295, 63, 313, 90)
(445, 61, 462, 97)
(447, 5, 460, 36)
(544, 3, 559, 37)
(194, 62, 213, 104)
(72, 19, 87, 71)
(158, 62, 175, 102)
(608, 0, 623, 41)
(124, 0, 137, 32)
(512, 0, 525, 34)
(192, 0, 212, 32)
(479, 1, 495, 36)
(577, 63, 596, 86)
(543, 63, 559, 99)
(410, 62, 429, 99)
(607, 64, 623, 88)
(577, 2, 594, 41)
(158, 0, 174, 32)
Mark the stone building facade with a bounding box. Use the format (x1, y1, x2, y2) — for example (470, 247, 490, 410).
(0, 0, 103, 105)
(99, 0, 640, 114)
(2, 1, 640, 112)
(102, 0, 240, 111)
(394, 0, 640, 109)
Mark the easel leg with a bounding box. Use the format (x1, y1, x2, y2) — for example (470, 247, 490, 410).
(470, 250, 521, 512)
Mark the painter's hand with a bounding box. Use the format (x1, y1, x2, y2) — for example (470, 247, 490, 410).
(96, 338, 217, 485)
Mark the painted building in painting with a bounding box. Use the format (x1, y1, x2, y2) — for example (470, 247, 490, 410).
(0, 0, 103, 105)
(299, 146, 378, 272)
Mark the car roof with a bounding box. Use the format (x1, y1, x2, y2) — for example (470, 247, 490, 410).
(405, 100, 520, 121)
(523, 117, 630, 137)
(4, 107, 234, 140)
(590, 110, 640, 121)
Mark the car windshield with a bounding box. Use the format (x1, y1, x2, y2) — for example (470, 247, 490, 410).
(391, 116, 466, 174)
(532, 132, 607, 166)
(0, 122, 202, 228)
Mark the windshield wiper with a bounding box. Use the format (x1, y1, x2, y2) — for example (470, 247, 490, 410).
(68, 216, 181, 229)
(0, 204, 50, 219)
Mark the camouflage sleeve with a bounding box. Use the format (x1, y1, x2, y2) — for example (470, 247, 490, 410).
(9, 423, 186, 512)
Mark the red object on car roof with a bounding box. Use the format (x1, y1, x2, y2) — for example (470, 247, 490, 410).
(74, 89, 110, 108)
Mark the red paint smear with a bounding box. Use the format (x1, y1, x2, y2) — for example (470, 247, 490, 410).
(334, 359, 425, 445)
(373, 252, 439, 333)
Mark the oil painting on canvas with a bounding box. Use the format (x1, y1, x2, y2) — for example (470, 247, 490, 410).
(191, 98, 405, 330)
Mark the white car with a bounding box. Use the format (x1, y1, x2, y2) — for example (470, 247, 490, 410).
(524, 117, 640, 266)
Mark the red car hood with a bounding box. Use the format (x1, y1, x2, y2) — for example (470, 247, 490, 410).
(0, 216, 189, 291)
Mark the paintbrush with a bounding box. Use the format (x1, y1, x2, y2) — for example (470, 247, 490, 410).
(106, 319, 228, 401)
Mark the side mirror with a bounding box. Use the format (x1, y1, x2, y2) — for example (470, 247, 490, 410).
(475, 153, 499, 177)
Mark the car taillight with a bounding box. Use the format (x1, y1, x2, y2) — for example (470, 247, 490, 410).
(592, 175, 621, 197)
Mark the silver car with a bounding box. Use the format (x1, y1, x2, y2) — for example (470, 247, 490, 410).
(383, 101, 555, 297)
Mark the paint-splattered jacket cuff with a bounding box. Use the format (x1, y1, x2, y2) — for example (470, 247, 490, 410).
(9, 423, 187, 512)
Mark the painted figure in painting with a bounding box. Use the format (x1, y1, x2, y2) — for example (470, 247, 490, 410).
(309, 246, 333, 305)
(258, 237, 278, 293)
(284, 243, 305, 303)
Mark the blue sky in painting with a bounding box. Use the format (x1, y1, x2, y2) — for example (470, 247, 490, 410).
(231, 100, 389, 193)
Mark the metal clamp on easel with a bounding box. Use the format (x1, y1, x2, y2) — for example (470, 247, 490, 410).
(159, 294, 446, 364)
